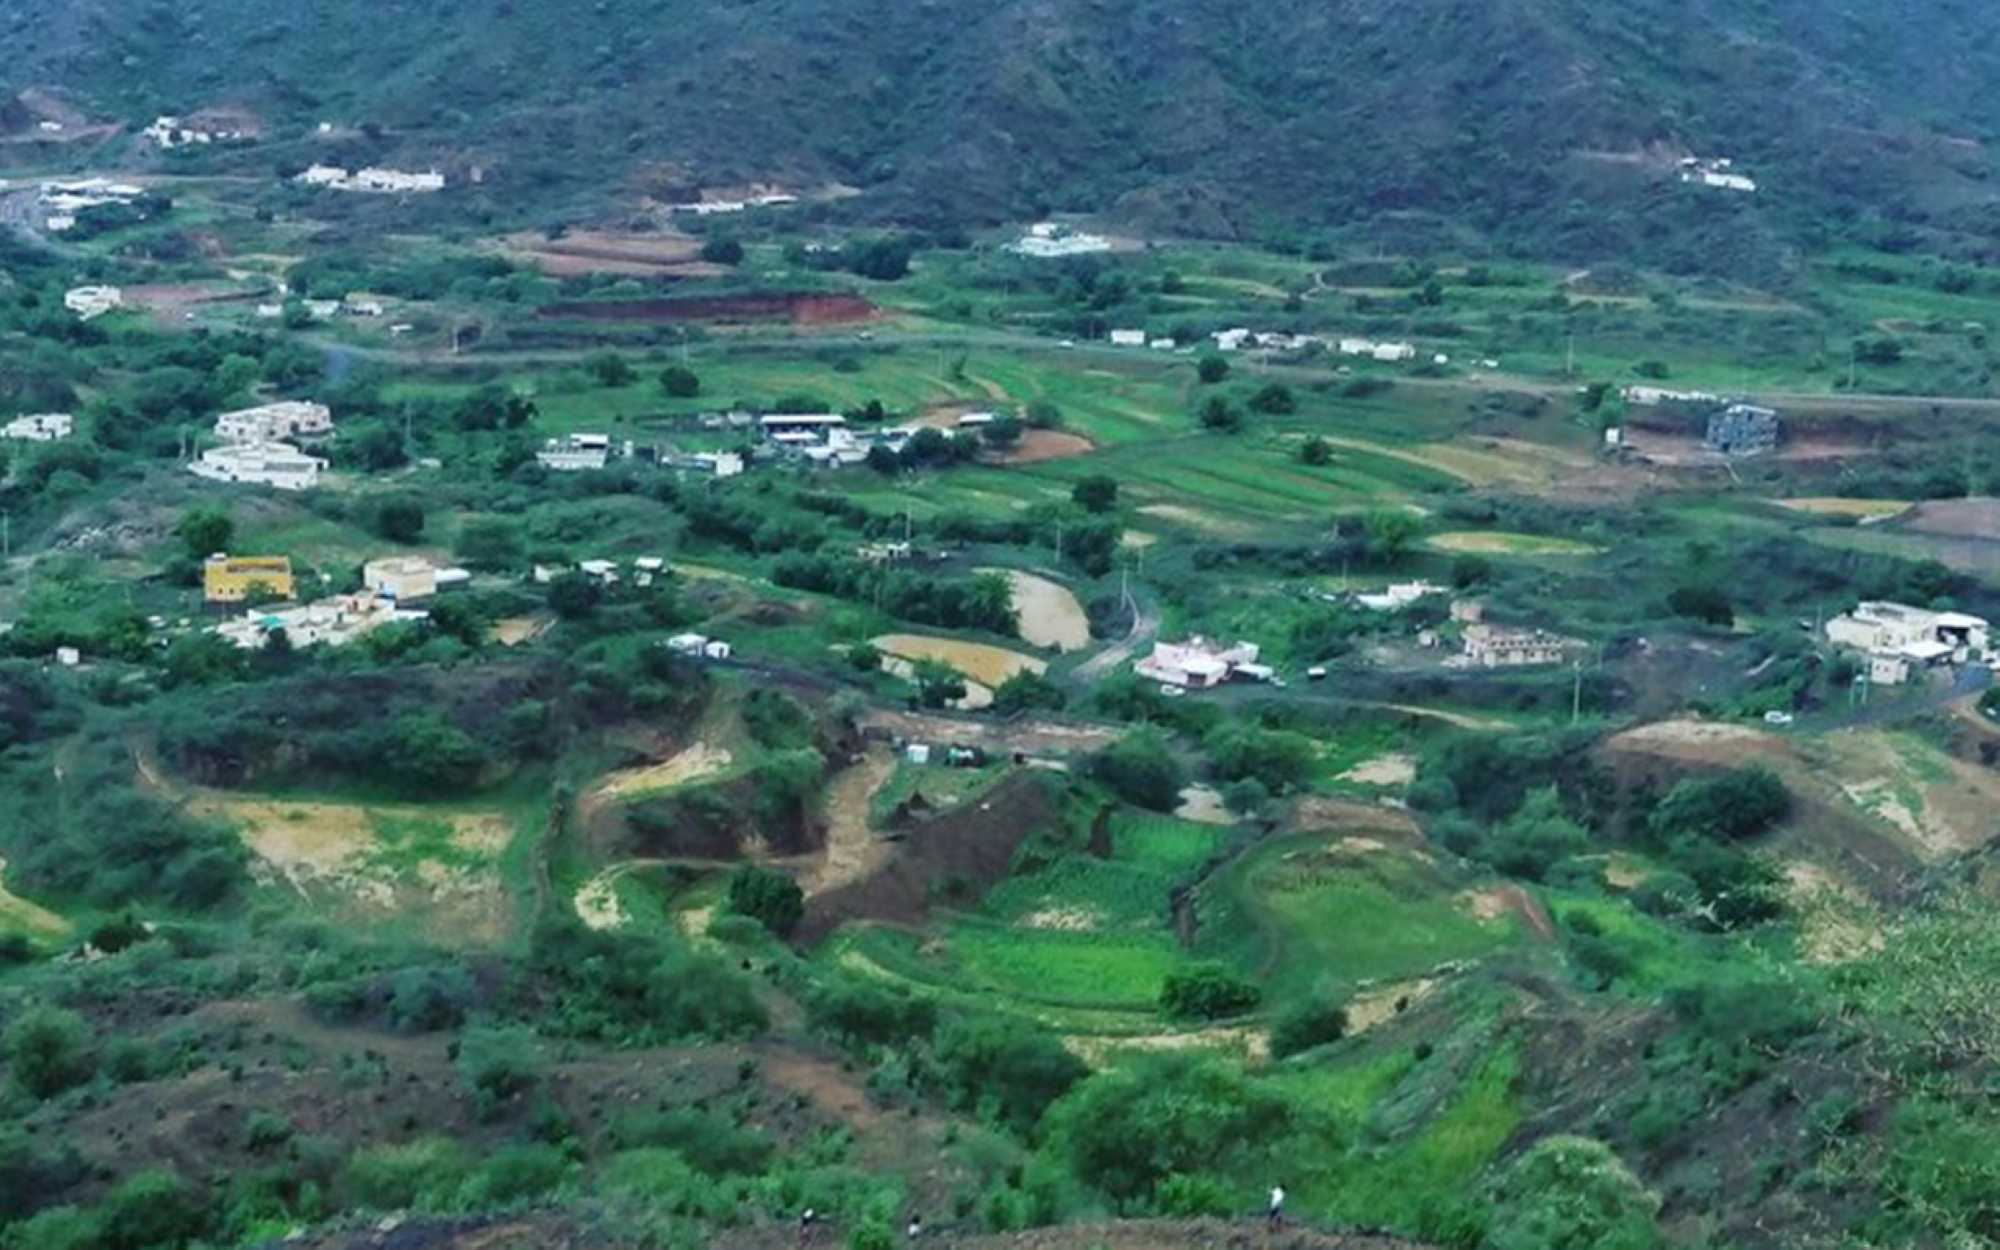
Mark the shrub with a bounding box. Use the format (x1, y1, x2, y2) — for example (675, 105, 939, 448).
(1298, 435, 1332, 466)
(1248, 383, 1296, 414)
(609, 1107, 773, 1176)
(934, 1017, 1088, 1136)
(1159, 964, 1261, 1021)
(1072, 475, 1119, 514)
(1196, 356, 1230, 384)
(727, 864, 806, 938)
(98, 1170, 210, 1250)
(460, 1144, 572, 1209)
(456, 1026, 543, 1120)
(1487, 1136, 1663, 1250)
(660, 365, 702, 397)
(340, 1137, 472, 1212)
(1090, 731, 1186, 812)
(1650, 768, 1791, 841)
(808, 979, 938, 1051)
(6, 1006, 93, 1099)
(1270, 998, 1350, 1058)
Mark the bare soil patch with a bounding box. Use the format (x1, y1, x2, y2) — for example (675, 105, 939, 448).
(1775, 497, 1912, 522)
(589, 741, 735, 804)
(873, 634, 1046, 687)
(533, 292, 877, 326)
(1340, 753, 1417, 787)
(495, 229, 722, 278)
(806, 748, 899, 898)
(981, 569, 1090, 652)
(0, 856, 67, 940)
(1175, 784, 1235, 826)
(995, 429, 1097, 464)
(1900, 496, 2000, 539)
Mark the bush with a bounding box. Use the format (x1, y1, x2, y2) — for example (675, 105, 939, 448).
(934, 1017, 1088, 1136)
(660, 365, 702, 397)
(1650, 768, 1790, 841)
(1072, 475, 1119, 514)
(807, 979, 938, 1051)
(1047, 1054, 1309, 1206)
(460, 1144, 572, 1209)
(1248, 383, 1296, 414)
(1298, 435, 1332, 466)
(371, 496, 426, 543)
(340, 1136, 472, 1212)
(1270, 998, 1350, 1058)
(609, 1107, 773, 1176)
(727, 864, 806, 938)
(6, 1006, 93, 1099)
(457, 1026, 543, 1120)
(1090, 731, 1186, 812)
(1196, 356, 1230, 384)
(1159, 964, 1261, 1021)
(98, 1170, 210, 1250)
(1665, 584, 1733, 627)
(1487, 1136, 1662, 1250)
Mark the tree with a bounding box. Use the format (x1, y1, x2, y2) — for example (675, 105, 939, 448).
(934, 1017, 1087, 1135)
(455, 518, 524, 571)
(660, 365, 702, 398)
(1196, 356, 1230, 384)
(699, 237, 744, 265)
(992, 669, 1067, 714)
(1199, 397, 1243, 432)
(1047, 1054, 1307, 1207)
(1666, 584, 1732, 627)
(1248, 383, 1296, 414)
(6, 1006, 92, 1099)
(1073, 475, 1119, 514)
(982, 414, 1024, 448)
(1487, 1136, 1663, 1250)
(1090, 731, 1186, 811)
(1488, 787, 1592, 881)
(587, 351, 635, 387)
(1362, 508, 1421, 564)
(911, 657, 968, 708)
(546, 571, 603, 619)
(1299, 435, 1332, 466)
(1650, 768, 1790, 841)
(1159, 964, 1261, 1020)
(1270, 998, 1350, 1058)
(371, 495, 426, 543)
(175, 507, 234, 560)
(727, 865, 804, 938)
(1205, 724, 1316, 793)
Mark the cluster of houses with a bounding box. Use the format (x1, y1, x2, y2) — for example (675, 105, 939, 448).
(142, 115, 249, 149)
(758, 413, 921, 467)
(664, 632, 735, 661)
(1622, 385, 1722, 407)
(668, 190, 798, 216)
(1, 413, 73, 442)
(534, 432, 746, 478)
(1678, 157, 1758, 194)
(39, 177, 143, 232)
(1825, 601, 1992, 687)
(1006, 222, 1114, 258)
(533, 555, 673, 589)
(64, 286, 124, 320)
(296, 165, 446, 194)
(203, 554, 467, 650)
(189, 400, 334, 491)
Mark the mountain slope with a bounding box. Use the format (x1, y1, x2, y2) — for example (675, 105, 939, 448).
(5, 0, 2000, 262)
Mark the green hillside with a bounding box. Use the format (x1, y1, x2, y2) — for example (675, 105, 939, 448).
(7, 0, 2000, 270)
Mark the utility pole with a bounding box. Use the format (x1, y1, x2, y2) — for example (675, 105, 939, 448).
(2, 511, 10, 559)
(1571, 660, 1583, 725)
(1566, 331, 1576, 378)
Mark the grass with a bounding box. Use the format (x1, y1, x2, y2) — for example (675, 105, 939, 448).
(1426, 531, 1604, 557)
(1198, 835, 1523, 1000)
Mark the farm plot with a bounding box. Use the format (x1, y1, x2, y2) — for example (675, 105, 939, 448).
(1196, 833, 1526, 1000)
(1427, 531, 1603, 557)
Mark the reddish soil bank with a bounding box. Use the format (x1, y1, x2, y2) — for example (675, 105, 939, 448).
(533, 292, 878, 325)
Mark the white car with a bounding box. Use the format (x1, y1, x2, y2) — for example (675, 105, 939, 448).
(1763, 711, 1795, 727)
(1159, 684, 1187, 699)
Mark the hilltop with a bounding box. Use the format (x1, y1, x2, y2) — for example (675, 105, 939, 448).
(7, 0, 2000, 270)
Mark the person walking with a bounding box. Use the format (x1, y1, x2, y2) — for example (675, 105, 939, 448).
(906, 1212, 924, 1241)
(798, 1207, 818, 1245)
(1267, 1184, 1286, 1231)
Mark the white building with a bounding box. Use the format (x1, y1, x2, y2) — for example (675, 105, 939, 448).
(142, 116, 247, 148)
(1212, 328, 1253, 352)
(214, 592, 424, 651)
(1679, 158, 1758, 194)
(1353, 581, 1445, 612)
(1826, 602, 1990, 684)
(1460, 625, 1583, 668)
(189, 442, 327, 491)
(296, 165, 446, 194)
(64, 286, 124, 320)
(1109, 329, 1147, 347)
(537, 433, 614, 472)
(1622, 385, 1721, 407)
(666, 633, 734, 660)
(214, 401, 335, 444)
(363, 557, 446, 602)
(1006, 222, 1114, 258)
(1, 413, 73, 442)
(1137, 638, 1264, 689)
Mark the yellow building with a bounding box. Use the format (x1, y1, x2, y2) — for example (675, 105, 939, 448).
(203, 555, 296, 604)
